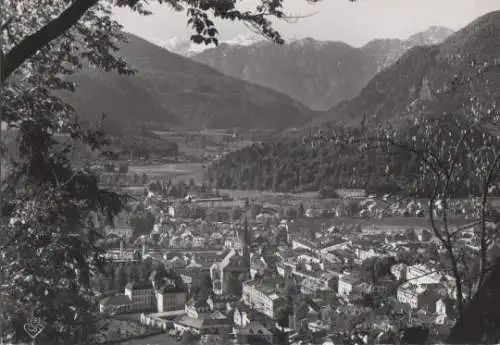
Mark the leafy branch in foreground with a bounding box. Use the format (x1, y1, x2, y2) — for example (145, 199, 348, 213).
(0, 0, 339, 342)
(0, 0, 327, 83)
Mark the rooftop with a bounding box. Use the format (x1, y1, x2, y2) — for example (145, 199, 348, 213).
(125, 281, 153, 290)
(339, 274, 363, 285)
(288, 216, 471, 234)
(244, 278, 285, 296)
(237, 321, 272, 336)
(291, 235, 346, 250)
(157, 279, 188, 294)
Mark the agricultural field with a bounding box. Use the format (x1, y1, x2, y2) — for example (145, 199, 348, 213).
(129, 162, 206, 184)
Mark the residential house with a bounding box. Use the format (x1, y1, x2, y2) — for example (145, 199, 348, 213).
(317, 302, 335, 326)
(186, 298, 212, 317)
(224, 232, 243, 251)
(291, 235, 348, 255)
(210, 249, 250, 296)
(192, 236, 207, 248)
(397, 283, 440, 310)
(189, 196, 246, 208)
(359, 314, 393, 332)
(335, 189, 366, 199)
(233, 303, 252, 327)
(354, 248, 384, 263)
(233, 321, 273, 345)
(169, 235, 181, 248)
(242, 278, 287, 319)
(124, 281, 156, 313)
(337, 274, 363, 298)
(155, 278, 188, 313)
(173, 312, 233, 335)
(207, 294, 239, 312)
(416, 228, 434, 242)
(180, 233, 194, 247)
(296, 271, 338, 295)
(330, 249, 356, 266)
(406, 264, 441, 285)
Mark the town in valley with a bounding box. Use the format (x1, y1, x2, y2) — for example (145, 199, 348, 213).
(2, 2, 500, 345)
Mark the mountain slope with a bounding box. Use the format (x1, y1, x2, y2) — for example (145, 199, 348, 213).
(192, 27, 453, 111)
(209, 11, 500, 196)
(318, 11, 500, 127)
(362, 26, 454, 72)
(193, 39, 377, 111)
(60, 33, 314, 132)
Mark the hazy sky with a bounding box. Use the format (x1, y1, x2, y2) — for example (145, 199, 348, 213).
(113, 0, 499, 47)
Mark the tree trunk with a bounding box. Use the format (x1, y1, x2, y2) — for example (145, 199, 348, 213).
(1, 0, 98, 83)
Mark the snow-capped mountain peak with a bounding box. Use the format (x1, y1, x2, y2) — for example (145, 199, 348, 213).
(153, 34, 264, 57)
(223, 33, 263, 47)
(407, 25, 454, 46)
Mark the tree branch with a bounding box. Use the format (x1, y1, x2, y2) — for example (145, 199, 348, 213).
(477, 149, 500, 291)
(1, 0, 98, 83)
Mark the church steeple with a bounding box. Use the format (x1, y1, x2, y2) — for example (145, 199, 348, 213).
(241, 199, 251, 280)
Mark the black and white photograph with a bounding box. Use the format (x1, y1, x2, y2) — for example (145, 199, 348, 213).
(1, 0, 500, 344)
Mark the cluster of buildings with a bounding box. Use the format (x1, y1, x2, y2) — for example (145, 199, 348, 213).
(99, 203, 482, 345)
(96, 184, 487, 345)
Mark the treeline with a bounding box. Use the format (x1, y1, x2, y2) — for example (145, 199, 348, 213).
(147, 178, 201, 199)
(94, 257, 159, 293)
(209, 117, 499, 198)
(208, 137, 409, 196)
(94, 257, 186, 294)
(110, 133, 179, 160)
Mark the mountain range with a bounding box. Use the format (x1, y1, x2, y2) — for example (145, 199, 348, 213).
(154, 34, 263, 57)
(59, 34, 314, 133)
(192, 26, 454, 110)
(58, 12, 497, 136)
(317, 11, 500, 127)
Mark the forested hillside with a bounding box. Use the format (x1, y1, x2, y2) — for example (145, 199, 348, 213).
(208, 135, 404, 196)
(209, 112, 499, 198)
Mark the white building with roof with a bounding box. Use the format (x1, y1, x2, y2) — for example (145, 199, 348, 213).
(242, 279, 287, 319)
(406, 264, 441, 285)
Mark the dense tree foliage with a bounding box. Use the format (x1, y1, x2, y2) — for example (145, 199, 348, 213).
(130, 210, 155, 240)
(209, 132, 411, 195)
(210, 114, 500, 199)
(111, 133, 179, 160)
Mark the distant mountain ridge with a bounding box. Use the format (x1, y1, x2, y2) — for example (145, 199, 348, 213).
(362, 26, 455, 72)
(58, 33, 314, 132)
(154, 34, 264, 57)
(191, 26, 454, 110)
(317, 11, 500, 127)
